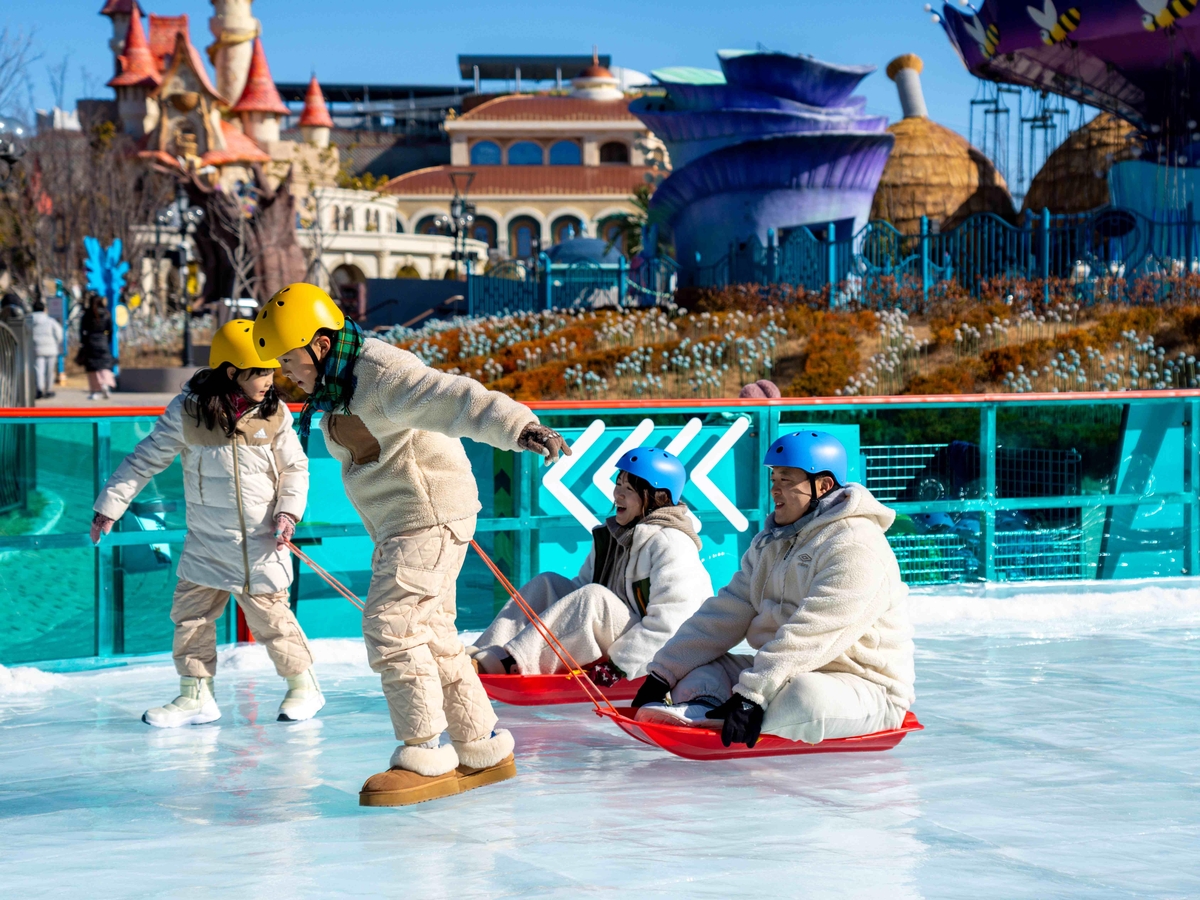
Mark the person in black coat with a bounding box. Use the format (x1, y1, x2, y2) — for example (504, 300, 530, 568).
(79, 292, 116, 399)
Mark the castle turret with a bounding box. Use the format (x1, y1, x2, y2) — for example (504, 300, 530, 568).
(106, 4, 160, 138)
(231, 38, 290, 144)
(99, 0, 139, 79)
(208, 0, 260, 108)
(299, 74, 334, 149)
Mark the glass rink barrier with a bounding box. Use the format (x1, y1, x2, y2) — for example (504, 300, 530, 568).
(0, 391, 1197, 667)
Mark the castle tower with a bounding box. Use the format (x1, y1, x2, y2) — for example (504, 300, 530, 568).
(299, 75, 334, 149)
(106, 4, 160, 138)
(231, 38, 290, 144)
(99, 0, 140, 78)
(208, 0, 260, 108)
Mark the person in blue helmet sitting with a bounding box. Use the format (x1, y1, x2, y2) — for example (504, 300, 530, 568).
(470, 448, 713, 685)
(631, 431, 915, 748)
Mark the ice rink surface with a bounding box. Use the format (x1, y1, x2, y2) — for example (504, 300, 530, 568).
(2, 582, 1199, 899)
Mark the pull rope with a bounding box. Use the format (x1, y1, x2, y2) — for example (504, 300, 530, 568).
(469, 539, 618, 715)
(285, 538, 618, 715)
(285, 540, 364, 611)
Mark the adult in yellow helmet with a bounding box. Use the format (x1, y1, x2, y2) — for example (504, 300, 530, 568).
(255, 283, 569, 806)
(91, 319, 324, 728)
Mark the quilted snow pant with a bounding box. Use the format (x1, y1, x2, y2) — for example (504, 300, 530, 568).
(474, 573, 635, 675)
(362, 517, 498, 745)
(671, 653, 908, 745)
(171, 579, 314, 679)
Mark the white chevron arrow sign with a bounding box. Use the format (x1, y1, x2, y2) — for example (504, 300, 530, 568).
(541, 416, 749, 534)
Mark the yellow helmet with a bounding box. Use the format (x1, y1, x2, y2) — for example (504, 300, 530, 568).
(209, 319, 280, 370)
(253, 283, 345, 359)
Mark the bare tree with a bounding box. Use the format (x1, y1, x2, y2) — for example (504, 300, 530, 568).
(0, 27, 38, 121)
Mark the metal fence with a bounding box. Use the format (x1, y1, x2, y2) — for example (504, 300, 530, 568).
(684, 205, 1200, 306)
(0, 391, 1196, 666)
(466, 254, 679, 316)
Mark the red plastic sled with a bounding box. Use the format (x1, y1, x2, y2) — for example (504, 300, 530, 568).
(479, 673, 646, 706)
(597, 707, 924, 760)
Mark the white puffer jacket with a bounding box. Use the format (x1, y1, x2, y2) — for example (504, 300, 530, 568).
(570, 511, 714, 679)
(647, 483, 915, 710)
(94, 394, 309, 594)
(29, 311, 63, 358)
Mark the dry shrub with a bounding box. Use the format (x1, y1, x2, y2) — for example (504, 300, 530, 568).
(905, 359, 983, 394)
(979, 340, 1052, 381)
(788, 316, 862, 396)
(1091, 307, 1162, 345)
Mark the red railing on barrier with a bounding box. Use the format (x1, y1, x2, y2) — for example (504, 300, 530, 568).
(2, 389, 1199, 418)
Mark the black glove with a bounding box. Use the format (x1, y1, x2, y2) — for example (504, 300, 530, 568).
(586, 660, 624, 688)
(706, 695, 765, 748)
(630, 673, 670, 709)
(518, 423, 570, 464)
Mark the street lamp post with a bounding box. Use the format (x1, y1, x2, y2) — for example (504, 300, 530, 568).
(155, 188, 205, 365)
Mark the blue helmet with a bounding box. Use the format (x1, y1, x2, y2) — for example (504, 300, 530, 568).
(616, 446, 687, 505)
(764, 430, 848, 485)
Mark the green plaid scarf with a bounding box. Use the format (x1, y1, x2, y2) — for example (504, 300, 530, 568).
(298, 319, 364, 437)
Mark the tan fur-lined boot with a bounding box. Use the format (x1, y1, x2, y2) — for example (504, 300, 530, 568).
(453, 729, 517, 793)
(359, 739, 461, 807)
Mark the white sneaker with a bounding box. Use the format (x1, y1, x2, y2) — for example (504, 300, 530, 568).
(634, 700, 722, 729)
(277, 669, 325, 721)
(143, 676, 221, 728)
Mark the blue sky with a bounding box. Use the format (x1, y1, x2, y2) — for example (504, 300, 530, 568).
(9, 0, 982, 135)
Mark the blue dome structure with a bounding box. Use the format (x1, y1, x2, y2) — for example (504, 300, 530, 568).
(631, 51, 894, 281)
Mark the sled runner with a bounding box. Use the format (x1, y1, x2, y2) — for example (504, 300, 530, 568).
(479, 673, 646, 706)
(596, 707, 924, 760)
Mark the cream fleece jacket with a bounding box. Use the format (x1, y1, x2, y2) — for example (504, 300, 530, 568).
(646, 483, 915, 710)
(571, 509, 714, 679)
(94, 394, 308, 594)
(320, 337, 539, 542)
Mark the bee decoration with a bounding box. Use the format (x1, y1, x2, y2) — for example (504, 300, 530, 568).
(963, 14, 1002, 58)
(1027, 0, 1082, 45)
(1137, 0, 1198, 31)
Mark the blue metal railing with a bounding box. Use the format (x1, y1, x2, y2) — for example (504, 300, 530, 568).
(1, 392, 1197, 666)
(467, 255, 679, 315)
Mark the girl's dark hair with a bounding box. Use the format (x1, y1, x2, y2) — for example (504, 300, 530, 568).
(620, 471, 678, 516)
(183, 365, 279, 436)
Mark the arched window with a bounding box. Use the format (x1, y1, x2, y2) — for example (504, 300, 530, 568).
(508, 216, 541, 259)
(470, 141, 502, 165)
(393, 263, 421, 278)
(599, 217, 628, 254)
(548, 141, 582, 166)
(599, 141, 629, 165)
(331, 205, 340, 231)
(415, 215, 443, 235)
(471, 216, 498, 248)
(551, 215, 583, 244)
(342, 206, 355, 231)
(507, 141, 544, 165)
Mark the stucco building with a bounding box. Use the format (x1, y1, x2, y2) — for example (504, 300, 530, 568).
(386, 62, 665, 259)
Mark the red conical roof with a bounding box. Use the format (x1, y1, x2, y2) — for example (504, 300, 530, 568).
(298, 74, 334, 128)
(232, 38, 290, 116)
(107, 5, 161, 88)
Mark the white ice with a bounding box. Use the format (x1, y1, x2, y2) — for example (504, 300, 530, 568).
(2, 582, 1200, 899)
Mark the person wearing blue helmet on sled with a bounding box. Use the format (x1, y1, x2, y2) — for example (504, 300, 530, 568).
(469, 447, 713, 686)
(631, 431, 915, 748)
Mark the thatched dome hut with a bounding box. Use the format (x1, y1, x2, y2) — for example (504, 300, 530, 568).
(870, 54, 1014, 234)
(1021, 113, 1141, 214)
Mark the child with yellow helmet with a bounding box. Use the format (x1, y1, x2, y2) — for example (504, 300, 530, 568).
(91, 319, 323, 728)
(254, 283, 569, 807)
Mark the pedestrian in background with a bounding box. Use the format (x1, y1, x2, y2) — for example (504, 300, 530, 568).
(78, 292, 115, 400)
(29, 296, 63, 400)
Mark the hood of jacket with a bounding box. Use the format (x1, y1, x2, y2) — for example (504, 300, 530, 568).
(638, 503, 702, 550)
(759, 483, 894, 550)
